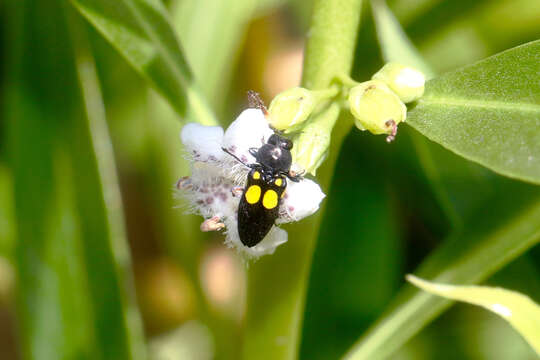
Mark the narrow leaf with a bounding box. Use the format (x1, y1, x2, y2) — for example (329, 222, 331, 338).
(343, 184, 540, 360)
(0, 166, 15, 259)
(67, 12, 147, 359)
(172, 0, 256, 111)
(70, 0, 218, 125)
(6, 2, 98, 356)
(407, 275, 540, 355)
(407, 40, 540, 184)
(371, 0, 434, 78)
(5, 2, 146, 358)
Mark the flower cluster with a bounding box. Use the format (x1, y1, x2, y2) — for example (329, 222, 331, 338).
(263, 63, 426, 175)
(348, 63, 425, 142)
(178, 108, 325, 258)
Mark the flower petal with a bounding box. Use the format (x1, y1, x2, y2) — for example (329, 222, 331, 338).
(178, 160, 239, 220)
(181, 123, 224, 162)
(277, 178, 325, 224)
(221, 109, 274, 165)
(249, 226, 288, 257)
(223, 216, 288, 258)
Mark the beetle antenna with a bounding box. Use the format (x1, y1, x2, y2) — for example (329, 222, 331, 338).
(222, 147, 252, 168)
(247, 90, 268, 115)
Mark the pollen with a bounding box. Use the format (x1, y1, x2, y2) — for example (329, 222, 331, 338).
(245, 185, 261, 204)
(262, 190, 279, 209)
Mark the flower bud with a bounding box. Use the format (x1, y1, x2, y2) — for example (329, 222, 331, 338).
(372, 63, 425, 103)
(349, 80, 407, 137)
(268, 87, 316, 132)
(291, 119, 331, 175)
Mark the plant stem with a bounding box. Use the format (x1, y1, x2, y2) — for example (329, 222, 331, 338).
(335, 73, 362, 89)
(242, 1, 363, 359)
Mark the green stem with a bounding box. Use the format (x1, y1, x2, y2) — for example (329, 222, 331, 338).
(335, 73, 362, 88)
(312, 86, 341, 103)
(242, 1, 363, 359)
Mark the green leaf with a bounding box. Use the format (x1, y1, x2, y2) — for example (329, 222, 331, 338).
(172, 0, 256, 113)
(407, 275, 540, 355)
(67, 13, 147, 360)
(415, 0, 540, 73)
(371, 0, 435, 79)
(70, 0, 218, 125)
(407, 40, 540, 184)
(343, 184, 540, 360)
(4, 2, 145, 359)
(6, 4, 95, 358)
(0, 165, 14, 259)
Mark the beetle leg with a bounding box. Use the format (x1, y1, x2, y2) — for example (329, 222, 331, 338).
(176, 176, 192, 189)
(285, 169, 304, 182)
(231, 186, 244, 197)
(200, 216, 225, 232)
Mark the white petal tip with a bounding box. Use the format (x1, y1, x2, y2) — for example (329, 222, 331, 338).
(222, 109, 274, 163)
(280, 178, 325, 223)
(181, 123, 225, 162)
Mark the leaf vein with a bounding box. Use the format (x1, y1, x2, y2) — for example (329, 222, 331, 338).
(420, 97, 540, 113)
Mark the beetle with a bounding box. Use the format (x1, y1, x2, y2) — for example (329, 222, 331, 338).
(222, 133, 302, 247)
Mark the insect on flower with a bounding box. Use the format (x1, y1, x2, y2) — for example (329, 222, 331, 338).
(177, 91, 325, 258)
(222, 93, 303, 247)
(223, 134, 300, 247)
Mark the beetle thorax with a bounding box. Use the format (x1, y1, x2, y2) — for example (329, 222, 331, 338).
(270, 148, 282, 160)
(257, 143, 292, 173)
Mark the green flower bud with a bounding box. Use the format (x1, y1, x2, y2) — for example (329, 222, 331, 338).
(349, 80, 406, 141)
(268, 87, 316, 132)
(372, 63, 425, 103)
(291, 129, 329, 175)
(291, 104, 339, 175)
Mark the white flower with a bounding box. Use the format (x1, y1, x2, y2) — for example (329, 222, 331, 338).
(178, 108, 326, 259)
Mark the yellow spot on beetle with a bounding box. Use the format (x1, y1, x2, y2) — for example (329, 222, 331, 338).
(275, 178, 283, 187)
(252, 171, 261, 180)
(245, 185, 261, 204)
(262, 190, 279, 209)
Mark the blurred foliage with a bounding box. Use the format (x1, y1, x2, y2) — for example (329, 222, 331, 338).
(1, 0, 539, 359)
(407, 275, 540, 355)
